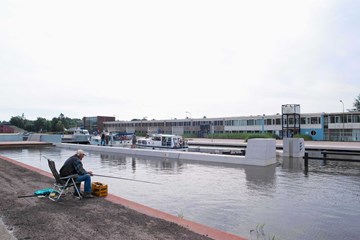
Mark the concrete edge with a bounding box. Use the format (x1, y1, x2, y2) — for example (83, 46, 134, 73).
(56, 142, 275, 166)
(0, 155, 247, 240)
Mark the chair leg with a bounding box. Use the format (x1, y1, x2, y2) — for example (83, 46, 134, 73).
(71, 178, 82, 200)
(48, 186, 65, 201)
(49, 178, 79, 201)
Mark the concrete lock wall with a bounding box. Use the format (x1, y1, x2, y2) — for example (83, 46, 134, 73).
(283, 138, 305, 157)
(243, 138, 277, 166)
(0, 134, 23, 141)
(57, 139, 278, 167)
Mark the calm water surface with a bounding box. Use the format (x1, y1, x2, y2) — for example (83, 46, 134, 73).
(1, 147, 359, 240)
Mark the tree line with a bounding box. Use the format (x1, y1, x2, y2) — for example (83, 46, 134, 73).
(6, 113, 81, 133)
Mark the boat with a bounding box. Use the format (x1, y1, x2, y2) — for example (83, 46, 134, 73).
(109, 132, 134, 147)
(62, 128, 91, 144)
(90, 132, 134, 148)
(136, 134, 188, 151)
(89, 135, 101, 145)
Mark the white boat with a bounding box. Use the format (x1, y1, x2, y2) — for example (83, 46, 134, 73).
(136, 134, 188, 151)
(90, 132, 134, 148)
(109, 132, 134, 147)
(62, 128, 90, 144)
(89, 135, 101, 145)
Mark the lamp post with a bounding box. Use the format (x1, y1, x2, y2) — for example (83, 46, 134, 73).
(340, 100, 345, 141)
(185, 111, 192, 135)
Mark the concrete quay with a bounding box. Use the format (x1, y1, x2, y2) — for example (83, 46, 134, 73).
(187, 138, 360, 152)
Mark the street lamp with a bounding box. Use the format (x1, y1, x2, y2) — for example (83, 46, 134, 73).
(185, 111, 192, 135)
(340, 100, 345, 141)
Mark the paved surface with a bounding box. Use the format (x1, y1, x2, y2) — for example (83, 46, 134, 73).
(188, 138, 360, 150)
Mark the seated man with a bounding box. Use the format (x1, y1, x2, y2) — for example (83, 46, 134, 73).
(60, 149, 94, 198)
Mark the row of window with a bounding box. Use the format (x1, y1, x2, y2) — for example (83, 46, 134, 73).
(104, 114, 360, 129)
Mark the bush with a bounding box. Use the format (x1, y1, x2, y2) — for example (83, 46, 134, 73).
(294, 134, 312, 141)
(206, 133, 280, 141)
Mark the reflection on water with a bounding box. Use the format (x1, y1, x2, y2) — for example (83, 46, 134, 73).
(0, 147, 359, 240)
(281, 156, 304, 172)
(245, 164, 276, 185)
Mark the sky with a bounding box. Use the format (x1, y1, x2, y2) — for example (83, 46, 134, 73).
(1, 0, 360, 121)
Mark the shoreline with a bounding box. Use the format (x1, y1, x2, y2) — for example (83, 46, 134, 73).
(0, 155, 246, 240)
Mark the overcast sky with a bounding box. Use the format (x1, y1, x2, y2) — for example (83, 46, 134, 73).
(1, 0, 359, 121)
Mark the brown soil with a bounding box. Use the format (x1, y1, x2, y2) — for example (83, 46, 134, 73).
(0, 158, 213, 240)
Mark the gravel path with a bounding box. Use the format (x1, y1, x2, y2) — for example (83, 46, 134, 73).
(0, 157, 213, 240)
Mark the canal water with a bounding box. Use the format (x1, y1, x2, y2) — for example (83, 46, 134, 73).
(0, 147, 359, 240)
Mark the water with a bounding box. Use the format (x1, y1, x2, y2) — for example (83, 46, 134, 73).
(1, 147, 359, 240)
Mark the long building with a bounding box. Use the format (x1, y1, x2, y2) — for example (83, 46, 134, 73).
(102, 111, 360, 142)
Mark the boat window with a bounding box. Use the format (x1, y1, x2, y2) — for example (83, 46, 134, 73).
(153, 136, 161, 141)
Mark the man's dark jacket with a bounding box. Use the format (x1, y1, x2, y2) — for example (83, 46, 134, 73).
(59, 154, 88, 177)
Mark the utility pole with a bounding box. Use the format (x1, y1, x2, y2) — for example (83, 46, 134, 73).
(340, 100, 345, 141)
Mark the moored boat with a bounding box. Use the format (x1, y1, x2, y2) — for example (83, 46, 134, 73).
(109, 132, 134, 147)
(62, 128, 90, 144)
(136, 134, 188, 151)
(90, 132, 134, 148)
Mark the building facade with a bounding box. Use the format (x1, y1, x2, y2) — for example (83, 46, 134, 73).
(0, 124, 15, 133)
(83, 116, 115, 134)
(102, 112, 360, 141)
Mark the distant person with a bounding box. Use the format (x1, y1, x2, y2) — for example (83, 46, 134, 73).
(59, 149, 94, 198)
(101, 131, 106, 146)
(105, 134, 109, 145)
(131, 134, 137, 148)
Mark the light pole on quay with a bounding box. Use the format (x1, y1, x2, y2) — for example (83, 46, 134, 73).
(340, 100, 345, 141)
(185, 111, 192, 134)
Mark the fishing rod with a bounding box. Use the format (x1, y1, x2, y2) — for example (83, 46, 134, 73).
(93, 174, 162, 185)
(41, 156, 160, 185)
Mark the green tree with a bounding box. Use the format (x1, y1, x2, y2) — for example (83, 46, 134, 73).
(33, 117, 49, 132)
(52, 119, 65, 132)
(10, 115, 25, 129)
(353, 94, 360, 111)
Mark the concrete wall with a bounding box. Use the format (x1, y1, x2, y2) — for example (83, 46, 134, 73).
(283, 138, 305, 157)
(0, 134, 23, 141)
(56, 138, 278, 166)
(27, 134, 62, 143)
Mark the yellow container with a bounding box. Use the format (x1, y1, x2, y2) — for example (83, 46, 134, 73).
(92, 182, 108, 197)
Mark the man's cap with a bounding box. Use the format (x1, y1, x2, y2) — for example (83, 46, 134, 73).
(76, 149, 86, 156)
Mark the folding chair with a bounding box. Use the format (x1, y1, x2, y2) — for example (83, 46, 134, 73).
(47, 158, 82, 201)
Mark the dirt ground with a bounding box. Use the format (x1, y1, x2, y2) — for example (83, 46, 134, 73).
(0, 157, 213, 240)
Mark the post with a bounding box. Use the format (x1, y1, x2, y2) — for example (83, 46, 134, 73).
(304, 152, 309, 174)
(340, 100, 345, 141)
(322, 152, 327, 166)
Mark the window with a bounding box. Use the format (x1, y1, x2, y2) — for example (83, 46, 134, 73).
(247, 119, 255, 126)
(310, 117, 319, 124)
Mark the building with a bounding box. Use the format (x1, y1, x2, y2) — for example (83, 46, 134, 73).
(0, 123, 15, 133)
(83, 116, 115, 134)
(102, 111, 360, 142)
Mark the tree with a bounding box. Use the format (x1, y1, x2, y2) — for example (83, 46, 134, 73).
(34, 117, 49, 132)
(10, 116, 25, 129)
(353, 94, 360, 111)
